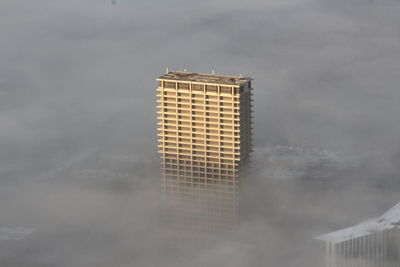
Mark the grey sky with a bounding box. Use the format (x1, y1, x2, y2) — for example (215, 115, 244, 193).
(1, 0, 400, 266)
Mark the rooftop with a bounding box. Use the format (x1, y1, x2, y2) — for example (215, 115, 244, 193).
(315, 202, 400, 244)
(158, 72, 251, 86)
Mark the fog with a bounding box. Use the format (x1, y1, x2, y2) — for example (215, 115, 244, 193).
(1, 0, 400, 266)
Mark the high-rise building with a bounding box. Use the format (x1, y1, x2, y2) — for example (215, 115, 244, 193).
(156, 71, 253, 232)
(315, 202, 400, 267)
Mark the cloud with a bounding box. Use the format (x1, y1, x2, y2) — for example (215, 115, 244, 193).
(1, 0, 400, 266)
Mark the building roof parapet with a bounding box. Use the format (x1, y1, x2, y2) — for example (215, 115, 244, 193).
(158, 72, 251, 86)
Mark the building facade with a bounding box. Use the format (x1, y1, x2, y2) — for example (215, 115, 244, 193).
(316, 202, 400, 267)
(156, 71, 253, 232)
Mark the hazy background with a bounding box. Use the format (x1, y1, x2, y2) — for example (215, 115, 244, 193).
(1, 0, 400, 266)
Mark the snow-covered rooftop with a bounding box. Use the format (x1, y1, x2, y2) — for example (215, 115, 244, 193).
(315, 202, 400, 244)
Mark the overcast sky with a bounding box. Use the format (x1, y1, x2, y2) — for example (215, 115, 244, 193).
(1, 0, 400, 266)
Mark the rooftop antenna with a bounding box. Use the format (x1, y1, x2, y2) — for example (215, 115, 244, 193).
(212, 69, 215, 75)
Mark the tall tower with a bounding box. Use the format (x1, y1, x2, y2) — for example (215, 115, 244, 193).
(156, 71, 253, 233)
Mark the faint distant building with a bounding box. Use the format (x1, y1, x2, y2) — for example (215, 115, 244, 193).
(156, 71, 253, 232)
(315, 202, 400, 267)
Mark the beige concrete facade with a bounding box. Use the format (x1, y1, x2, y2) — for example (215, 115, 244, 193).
(156, 71, 253, 232)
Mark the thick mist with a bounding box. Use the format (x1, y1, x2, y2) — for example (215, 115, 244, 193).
(1, 0, 400, 266)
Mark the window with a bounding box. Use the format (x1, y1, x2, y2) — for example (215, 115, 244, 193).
(220, 86, 232, 94)
(177, 82, 189, 90)
(192, 84, 204, 92)
(164, 82, 176, 89)
(206, 85, 218, 93)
